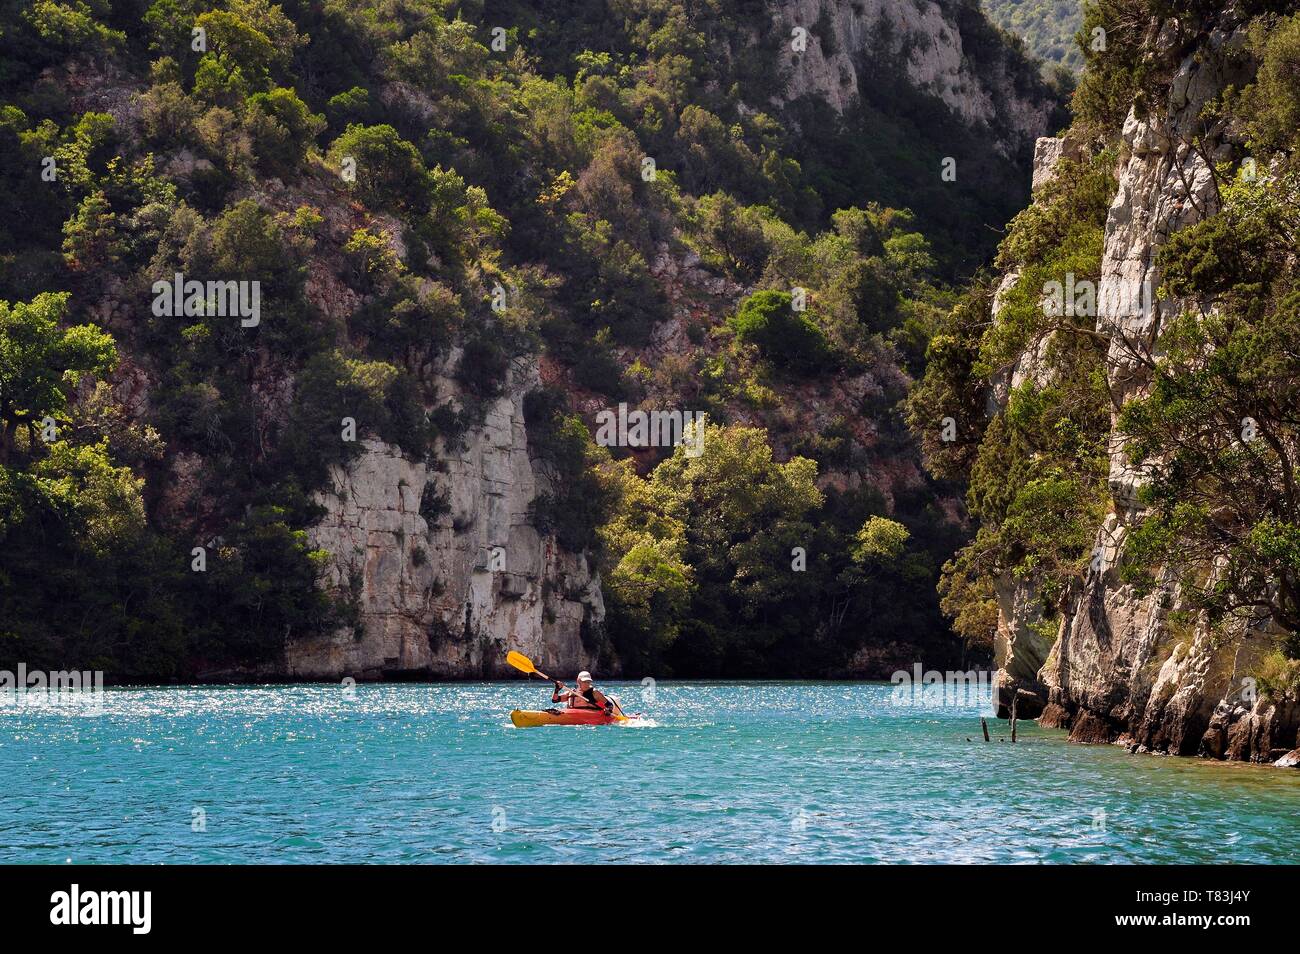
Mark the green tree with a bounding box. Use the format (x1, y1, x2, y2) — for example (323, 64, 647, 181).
(689, 192, 771, 281)
(905, 281, 994, 479)
(0, 292, 117, 464)
(61, 191, 125, 272)
(601, 423, 824, 674)
(23, 0, 124, 54)
(728, 289, 831, 374)
(193, 1, 300, 92)
(245, 87, 326, 177)
(599, 458, 693, 668)
(1242, 12, 1300, 155)
(327, 124, 432, 213)
(523, 387, 620, 553)
(853, 516, 910, 567)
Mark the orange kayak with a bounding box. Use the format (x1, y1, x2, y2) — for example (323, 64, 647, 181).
(510, 708, 631, 727)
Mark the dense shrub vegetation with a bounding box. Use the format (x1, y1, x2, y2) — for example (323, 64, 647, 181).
(0, 0, 1053, 678)
(1120, 168, 1300, 649)
(982, 0, 1085, 76)
(909, 151, 1115, 648)
(598, 423, 963, 675)
(910, 3, 1300, 659)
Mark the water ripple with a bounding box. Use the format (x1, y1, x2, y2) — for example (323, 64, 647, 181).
(1, 682, 1298, 863)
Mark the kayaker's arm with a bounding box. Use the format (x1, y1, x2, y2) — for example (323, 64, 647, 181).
(551, 680, 568, 704)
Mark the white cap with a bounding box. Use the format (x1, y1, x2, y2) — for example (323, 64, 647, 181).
(577, 671, 593, 682)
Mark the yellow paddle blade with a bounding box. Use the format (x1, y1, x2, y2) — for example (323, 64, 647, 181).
(505, 651, 536, 675)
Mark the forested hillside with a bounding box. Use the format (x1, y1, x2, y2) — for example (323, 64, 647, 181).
(0, 0, 1059, 680)
(982, 0, 1084, 76)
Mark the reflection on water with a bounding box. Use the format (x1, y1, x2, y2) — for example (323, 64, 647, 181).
(2, 682, 1297, 863)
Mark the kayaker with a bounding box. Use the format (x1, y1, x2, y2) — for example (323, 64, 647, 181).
(552, 671, 613, 714)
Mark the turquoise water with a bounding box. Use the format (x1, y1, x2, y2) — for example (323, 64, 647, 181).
(3, 681, 1298, 864)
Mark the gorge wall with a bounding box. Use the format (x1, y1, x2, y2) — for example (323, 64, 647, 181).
(279, 0, 1059, 682)
(992, 8, 1300, 766)
(0, 1, 1060, 683)
(772, 0, 1058, 152)
(287, 357, 606, 680)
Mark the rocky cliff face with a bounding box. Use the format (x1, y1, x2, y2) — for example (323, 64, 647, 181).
(993, 13, 1300, 765)
(298, 4, 1054, 683)
(300, 3, 1056, 684)
(771, 0, 1058, 155)
(286, 355, 608, 681)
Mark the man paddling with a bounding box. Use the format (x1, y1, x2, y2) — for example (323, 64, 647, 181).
(552, 671, 614, 715)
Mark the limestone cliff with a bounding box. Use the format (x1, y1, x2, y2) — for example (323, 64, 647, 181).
(0, 0, 1065, 683)
(291, 2, 1057, 683)
(992, 10, 1300, 765)
(288, 355, 608, 681)
(771, 0, 1059, 155)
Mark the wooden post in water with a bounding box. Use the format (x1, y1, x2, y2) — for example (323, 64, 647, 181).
(1010, 694, 1019, 743)
(980, 717, 990, 742)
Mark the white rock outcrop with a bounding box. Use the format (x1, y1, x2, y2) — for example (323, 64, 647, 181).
(771, 0, 1057, 155)
(286, 356, 606, 680)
